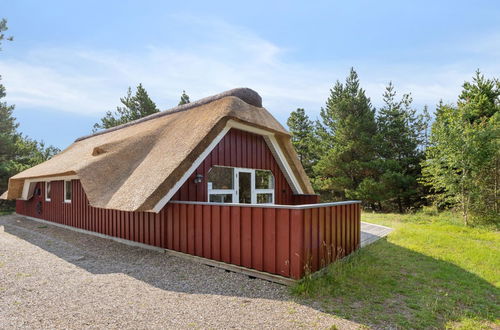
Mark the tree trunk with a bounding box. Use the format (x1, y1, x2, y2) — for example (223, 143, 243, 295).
(397, 196, 403, 213)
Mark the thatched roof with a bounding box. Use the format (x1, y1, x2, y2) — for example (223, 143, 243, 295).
(3, 88, 314, 211)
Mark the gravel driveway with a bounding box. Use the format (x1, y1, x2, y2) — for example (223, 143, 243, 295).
(0, 214, 360, 329)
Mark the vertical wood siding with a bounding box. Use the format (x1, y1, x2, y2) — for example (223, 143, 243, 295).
(171, 128, 295, 204)
(16, 181, 360, 279)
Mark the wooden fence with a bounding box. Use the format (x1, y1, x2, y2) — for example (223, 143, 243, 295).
(16, 180, 360, 279)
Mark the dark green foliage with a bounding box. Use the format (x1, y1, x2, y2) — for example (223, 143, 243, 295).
(0, 76, 18, 194)
(422, 71, 499, 225)
(178, 90, 190, 105)
(93, 84, 159, 132)
(372, 82, 430, 212)
(314, 68, 378, 201)
(286, 108, 318, 176)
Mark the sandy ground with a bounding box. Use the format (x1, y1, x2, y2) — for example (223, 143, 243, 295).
(0, 214, 361, 329)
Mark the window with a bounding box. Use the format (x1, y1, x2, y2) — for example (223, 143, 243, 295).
(45, 181, 51, 202)
(206, 166, 275, 204)
(257, 193, 273, 204)
(255, 170, 274, 189)
(254, 170, 274, 204)
(64, 180, 72, 203)
(209, 194, 233, 203)
(207, 166, 234, 190)
(207, 166, 236, 203)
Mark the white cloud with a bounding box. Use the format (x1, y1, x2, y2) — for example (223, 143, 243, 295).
(0, 18, 498, 123)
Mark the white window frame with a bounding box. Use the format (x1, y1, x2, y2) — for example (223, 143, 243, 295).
(45, 181, 51, 202)
(236, 168, 255, 204)
(254, 169, 275, 204)
(64, 180, 72, 203)
(207, 166, 236, 203)
(207, 166, 275, 205)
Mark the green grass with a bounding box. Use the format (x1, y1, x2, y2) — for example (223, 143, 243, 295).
(292, 211, 500, 329)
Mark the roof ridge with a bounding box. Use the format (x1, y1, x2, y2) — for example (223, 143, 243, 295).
(75, 87, 262, 142)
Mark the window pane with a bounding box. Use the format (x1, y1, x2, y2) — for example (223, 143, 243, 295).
(238, 172, 252, 203)
(255, 170, 274, 189)
(209, 194, 233, 203)
(207, 166, 234, 190)
(46, 182, 51, 200)
(257, 193, 273, 204)
(65, 181, 72, 201)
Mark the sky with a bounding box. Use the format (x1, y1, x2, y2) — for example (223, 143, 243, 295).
(1, 0, 499, 149)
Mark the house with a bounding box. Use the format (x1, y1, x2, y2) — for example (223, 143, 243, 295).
(2, 88, 360, 282)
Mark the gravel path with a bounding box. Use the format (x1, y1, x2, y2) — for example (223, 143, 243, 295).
(0, 214, 360, 329)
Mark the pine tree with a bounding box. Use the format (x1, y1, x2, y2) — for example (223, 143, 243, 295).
(93, 84, 159, 132)
(286, 108, 318, 176)
(0, 19, 17, 194)
(178, 90, 190, 105)
(314, 68, 378, 202)
(375, 82, 430, 212)
(0, 76, 18, 194)
(422, 71, 499, 225)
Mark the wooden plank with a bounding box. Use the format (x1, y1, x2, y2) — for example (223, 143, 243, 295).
(187, 204, 195, 254)
(346, 204, 351, 254)
(202, 204, 212, 259)
(194, 204, 203, 256)
(325, 206, 331, 264)
(263, 208, 276, 274)
(251, 207, 263, 271)
(289, 209, 304, 279)
(303, 208, 312, 273)
(318, 207, 325, 268)
(311, 207, 319, 272)
(230, 206, 241, 265)
(180, 204, 188, 253)
(211, 205, 221, 261)
(241, 207, 252, 269)
(167, 204, 173, 250)
(173, 203, 180, 251)
(220, 206, 231, 263)
(155, 212, 161, 247)
(276, 208, 290, 277)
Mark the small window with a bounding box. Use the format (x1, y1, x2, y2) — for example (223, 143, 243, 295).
(45, 182, 51, 202)
(64, 180, 72, 203)
(257, 193, 273, 204)
(207, 166, 234, 189)
(209, 194, 233, 203)
(255, 170, 274, 189)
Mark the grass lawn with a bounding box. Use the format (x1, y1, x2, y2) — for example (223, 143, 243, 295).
(292, 211, 499, 329)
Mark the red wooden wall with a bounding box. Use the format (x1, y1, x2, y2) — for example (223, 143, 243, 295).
(171, 128, 295, 204)
(16, 180, 360, 279)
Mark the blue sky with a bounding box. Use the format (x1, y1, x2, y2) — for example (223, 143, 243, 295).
(1, 0, 499, 149)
